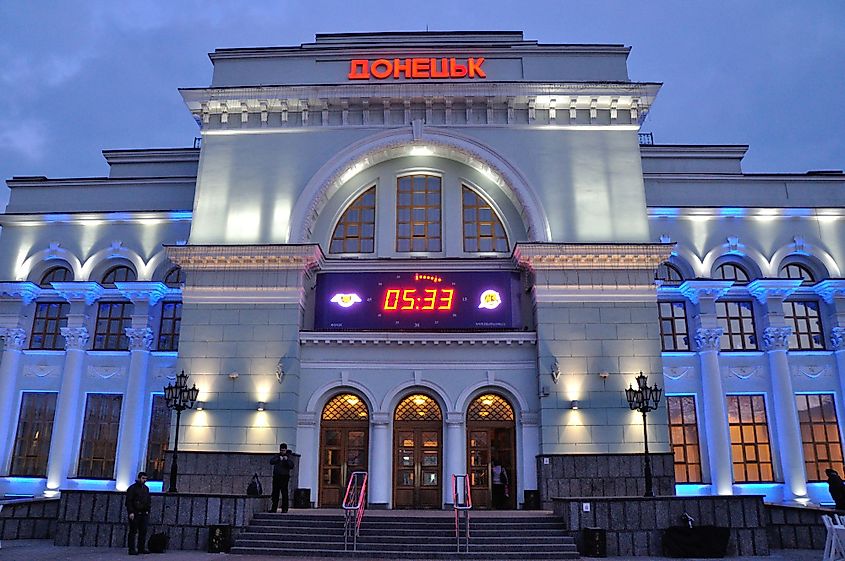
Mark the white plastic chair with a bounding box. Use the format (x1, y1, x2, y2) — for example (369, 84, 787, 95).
(823, 514, 845, 561)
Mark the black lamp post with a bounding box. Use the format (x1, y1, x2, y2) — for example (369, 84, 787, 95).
(625, 371, 663, 497)
(164, 370, 199, 493)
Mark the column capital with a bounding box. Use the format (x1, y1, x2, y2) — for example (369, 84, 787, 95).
(0, 282, 42, 305)
(763, 326, 792, 351)
(125, 326, 154, 351)
(446, 411, 464, 425)
(297, 412, 317, 427)
(115, 282, 168, 306)
(520, 411, 540, 426)
(695, 327, 723, 351)
(371, 412, 390, 426)
(831, 327, 845, 351)
(52, 282, 104, 305)
(815, 279, 845, 305)
(679, 280, 733, 304)
(747, 279, 803, 304)
(1, 327, 28, 350)
(60, 326, 90, 350)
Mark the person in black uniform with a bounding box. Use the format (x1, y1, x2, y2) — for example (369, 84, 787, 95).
(125, 471, 151, 555)
(827, 468, 845, 510)
(270, 443, 295, 513)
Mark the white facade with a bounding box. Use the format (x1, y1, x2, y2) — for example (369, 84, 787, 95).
(0, 32, 842, 508)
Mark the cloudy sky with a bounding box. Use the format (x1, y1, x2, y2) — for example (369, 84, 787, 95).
(0, 1, 843, 192)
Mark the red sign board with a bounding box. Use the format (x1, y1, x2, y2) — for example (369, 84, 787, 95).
(348, 57, 486, 80)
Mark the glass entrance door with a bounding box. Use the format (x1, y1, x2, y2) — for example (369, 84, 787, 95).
(466, 393, 516, 509)
(393, 393, 443, 509)
(319, 394, 369, 508)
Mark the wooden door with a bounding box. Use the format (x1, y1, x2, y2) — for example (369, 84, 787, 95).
(393, 393, 443, 509)
(319, 394, 369, 508)
(466, 393, 516, 509)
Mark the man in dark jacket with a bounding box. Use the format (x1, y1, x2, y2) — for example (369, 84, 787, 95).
(270, 443, 295, 513)
(827, 468, 845, 510)
(125, 471, 151, 555)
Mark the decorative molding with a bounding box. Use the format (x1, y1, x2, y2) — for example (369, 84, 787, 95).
(371, 412, 390, 426)
(521, 411, 540, 425)
(814, 280, 845, 304)
(87, 365, 125, 380)
(23, 364, 59, 378)
(663, 366, 692, 380)
(297, 412, 317, 427)
(446, 411, 463, 425)
(550, 359, 561, 384)
(153, 367, 177, 381)
(2, 327, 27, 351)
(832, 327, 845, 351)
(797, 365, 829, 379)
(125, 327, 154, 351)
(0, 282, 42, 304)
(533, 285, 657, 303)
(115, 282, 168, 306)
(300, 332, 537, 347)
(182, 286, 305, 305)
(747, 279, 803, 304)
(513, 243, 672, 271)
(52, 282, 104, 305)
(679, 280, 733, 304)
(695, 327, 723, 352)
(60, 326, 89, 350)
(729, 366, 759, 380)
(166, 244, 324, 271)
(763, 326, 792, 351)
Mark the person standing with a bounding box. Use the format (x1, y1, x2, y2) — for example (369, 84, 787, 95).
(491, 459, 509, 510)
(826, 468, 845, 510)
(125, 471, 151, 555)
(270, 443, 295, 513)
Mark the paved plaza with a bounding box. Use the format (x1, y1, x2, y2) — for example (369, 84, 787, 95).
(0, 539, 823, 561)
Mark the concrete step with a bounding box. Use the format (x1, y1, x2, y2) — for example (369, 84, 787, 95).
(230, 546, 580, 559)
(238, 532, 575, 545)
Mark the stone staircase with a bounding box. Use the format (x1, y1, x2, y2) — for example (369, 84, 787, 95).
(231, 511, 579, 558)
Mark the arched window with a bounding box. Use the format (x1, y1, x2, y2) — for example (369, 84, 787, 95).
(655, 262, 683, 285)
(396, 174, 441, 252)
(40, 265, 73, 287)
(462, 186, 508, 253)
(779, 263, 816, 284)
(467, 393, 514, 421)
(322, 393, 369, 421)
(163, 267, 185, 287)
(101, 265, 136, 287)
(330, 186, 376, 254)
(714, 263, 749, 284)
(394, 393, 442, 421)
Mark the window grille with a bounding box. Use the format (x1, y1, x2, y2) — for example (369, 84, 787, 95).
(330, 186, 376, 253)
(163, 267, 185, 287)
(783, 300, 825, 350)
(714, 263, 749, 284)
(655, 262, 683, 284)
(467, 393, 514, 421)
(716, 301, 757, 350)
(395, 394, 442, 421)
(658, 301, 690, 351)
(396, 175, 441, 252)
(40, 265, 72, 287)
(77, 394, 123, 479)
(9, 392, 57, 476)
(727, 394, 774, 482)
(94, 302, 134, 350)
(30, 302, 69, 350)
(462, 186, 508, 253)
(779, 263, 815, 284)
(796, 394, 844, 481)
(158, 302, 182, 351)
(667, 395, 703, 483)
(322, 393, 369, 421)
(101, 265, 136, 286)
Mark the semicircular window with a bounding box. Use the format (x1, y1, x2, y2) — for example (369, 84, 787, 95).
(462, 186, 508, 253)
(321, 393, 369, 421)
(330, 186, 376, 254)
(101, 265, 137, 287)
(40, 265, 73, 287)
(164, 266, 185, 288)
(779, 263, 815, 284)
(714, 263, 749, 284)
(394, 394, 442, 422)
(655, 262, 683, 285)
(467, 393, 514, 422)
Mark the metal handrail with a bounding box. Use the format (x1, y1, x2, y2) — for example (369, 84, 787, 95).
(342, 471, 368, 551)
(452, 473, 472, 553)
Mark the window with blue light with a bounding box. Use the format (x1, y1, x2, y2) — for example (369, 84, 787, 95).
(39, 265, 72, 287)
(77, 394, 122, 479)
(30, 302, 69, 350)
(658, 301, 690, 351)
(783, 300, 825, 350)
(158, 301, 182, 351)
(714, 263, 750, 284)
(93, 302, 134, 350)
(716, 301, 757, 350)
(779, 263, 816, 285)
(796, 394, 843, 481)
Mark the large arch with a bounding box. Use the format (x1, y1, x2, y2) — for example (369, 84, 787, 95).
(288, 126, 550, 244)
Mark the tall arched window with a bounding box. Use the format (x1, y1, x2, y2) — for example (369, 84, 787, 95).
(462, 186, 508, 253)
(40, 265, 73, 287)
(714, 263, 749, 284)
(396, 174, 441, 252)
(779, 263, 816, 284)
(101, 265, 136, 286)
(330, 186, 376, 254)
(655, 262, 683, 285)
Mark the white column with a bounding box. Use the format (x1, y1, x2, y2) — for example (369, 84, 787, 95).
(763, 326, 808, 502)
(114, 327, 153, 491)
(46, 326, 89, 491)
(696, 327, 734, 496)
(295, 413, 317, 505)
(369, 412, 390, 507)
(834, 329, 845, 398)
(0, 328, 27, 472)
(520, 411, 541, 495)
(444, 412, 465, 506)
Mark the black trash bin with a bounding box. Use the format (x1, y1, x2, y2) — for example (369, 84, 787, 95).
(208, 524, 232, 553)
(523, 490, 541, 510)
(294, 488, 311, 509)
(582, 527, 607, 558)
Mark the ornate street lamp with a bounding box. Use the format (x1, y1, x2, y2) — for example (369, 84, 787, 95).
(164, 370, 199, 493)
(625, 371, 663, 497)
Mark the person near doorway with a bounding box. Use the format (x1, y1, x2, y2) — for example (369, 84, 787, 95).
(270, 443, 295, 513)
(826, 468, 845, 510)
(491, 459, 509, 509)
(125, 471, 151, 555)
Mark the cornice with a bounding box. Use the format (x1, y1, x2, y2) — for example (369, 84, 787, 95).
(0, 282, 41, 304)
(512, 243, 672, 270)
(319, 257, 515, 273)
(533, 285, 657, 303)
(166, 244, 324, 271)
(101, 148, 199, 165)
(814, 279, 845, 304)
(0, 210, 193, 227)
(115, 282, 168, 305)
(52, 282, 105, 305)
(300, 331, 537, 347)
(678, 280, 734, 304)
(648, 207, 845, 219)
(747, 279, 803, 304)
(6, 176, 197, 189)
(182, 286, 305, 305)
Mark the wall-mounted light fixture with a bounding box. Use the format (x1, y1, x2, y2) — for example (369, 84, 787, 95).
(598, 371, 609, 380)
(550, 359, 561, 384)
(257, 402, 265, 412)
(570, 400, 580, 410)
(196, 401, 205, 411)
(228, 371, 239, 381)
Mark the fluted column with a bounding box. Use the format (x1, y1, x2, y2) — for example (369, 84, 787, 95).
(114, 326, 153, 490)
(444, 412, 465, 506)
(763, 326, 808, 502)
(0, 328, 27, 472)
(369, 412, 391, 507)
(695, 327, 734, 496)
(520, 411, 541, 496)
(46, 326, 89, 491)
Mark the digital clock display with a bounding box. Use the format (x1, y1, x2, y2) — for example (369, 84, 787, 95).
(313, 271, 520, 330)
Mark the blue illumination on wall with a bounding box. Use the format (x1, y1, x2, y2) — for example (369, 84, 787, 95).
(675, 484, 710, 496)
(147, 481, 163, 493)
(661, 351, 695, 357)
(4, 477, 45, 483)
(720, 208, 746, 217)
(652, 208, 681, 218)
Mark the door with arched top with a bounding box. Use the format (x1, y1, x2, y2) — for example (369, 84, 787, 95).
(393, 393, 443, 509)
(466, 393, 516, 509)
(319, 393, 369, 507)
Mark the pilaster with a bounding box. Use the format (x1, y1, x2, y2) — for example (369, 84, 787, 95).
(369, 412, 391, 507)
(0, 328, 27, 473)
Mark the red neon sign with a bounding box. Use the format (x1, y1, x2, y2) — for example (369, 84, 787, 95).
(382, 288, 455, 312)
(348, 57, 486, 80)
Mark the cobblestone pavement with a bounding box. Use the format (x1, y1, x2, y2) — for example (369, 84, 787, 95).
(0, 540, 824, 561)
